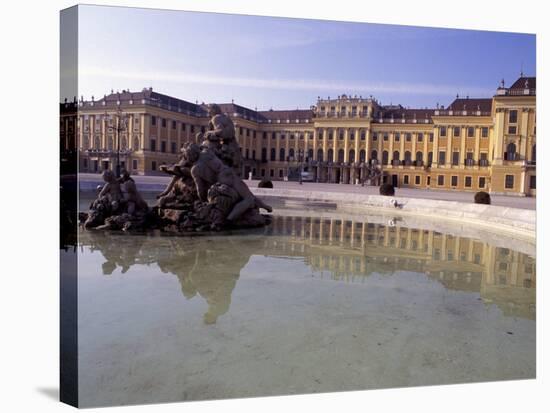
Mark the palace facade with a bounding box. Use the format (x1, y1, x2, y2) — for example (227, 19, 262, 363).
(74, 76, 536, 196)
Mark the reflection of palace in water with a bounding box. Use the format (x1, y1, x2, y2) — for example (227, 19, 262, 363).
(80, 215, 536, 322)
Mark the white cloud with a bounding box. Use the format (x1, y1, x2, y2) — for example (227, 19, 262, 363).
(80, 65, 493, 98)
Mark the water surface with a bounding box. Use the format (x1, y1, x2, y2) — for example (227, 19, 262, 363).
(75, 211, 536, 407)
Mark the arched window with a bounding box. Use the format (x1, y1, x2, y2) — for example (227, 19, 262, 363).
(505, 142, 517, 160)
(289, 148, 295, 160)
(532, 144, 536, 162)
(270, 148, 276, 161)
(416, 151, 423, 162)
(359, 149, 366, 162)
(95, 137, 101, 149)
(308, 148, 313, 160)
(133, 137, 140, 151)
(262, 148, 267, 161)
(370, 150, 377, 161)
(327, 149, 334, 162)
(349, 149, 355, 163)
(279, 148, 286, 161)
(393, 150, 400, 160)
(317, 148, 324, 162)
(338, 149, 345, 163)
(252, 150, 256, 160)
(382, 150, 389, 165)
(428, 151, 433, 165)
(404, 151, 412, 164)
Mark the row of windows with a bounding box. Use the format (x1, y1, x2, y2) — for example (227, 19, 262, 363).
(439, 126, 489, 138)
(150, 115, 204, 134)
(432, 175, 487, 189)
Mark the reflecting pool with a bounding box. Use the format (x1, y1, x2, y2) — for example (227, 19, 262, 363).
(75, 210, 536, 407)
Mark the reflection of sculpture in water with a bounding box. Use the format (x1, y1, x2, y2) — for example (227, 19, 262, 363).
(80, 216, 536, 322)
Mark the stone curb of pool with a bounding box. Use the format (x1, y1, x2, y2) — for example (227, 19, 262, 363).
(251, 187, 536, 241)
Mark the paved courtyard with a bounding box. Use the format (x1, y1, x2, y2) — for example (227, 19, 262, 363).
(78, 173, 536, 210)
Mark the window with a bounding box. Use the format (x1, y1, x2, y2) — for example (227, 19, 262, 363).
(479, 152, 489, 166)
(481, 127, 488, 138)
(245, 149, 249, 159)
(465, 176, 472, 187)
(272, 132, 276, 139)
(505, 143, 517, 160)
(418, 133, 423, 142)
(382, 151, 389, 165)
(261, 169, 265, 177)
(263, 132, 267, 139)
(171, 142, 176, 154)
(440, 126, 447, 137)
(508, 126, 517, 135)
(372, 133, 377, 141)
(438, 151, 446, 165)
(270, 169, 274, 177)
(509, 110, 518, 123)
(339, 130, 344, 140)
(270, 148, 276, 161)
(453, 127, 460, 137)
(505, 174, 514, 189)
(132, 159, 138, 170)
(383, 133, 388, 141)
(150, 138, 156, 151)
(467, 127, 475, 137)
(261, 148, 267, 162)
(161, 118, 166, 128)
(279, 169, 283, 178)
(151, 116, 156, 126)
(429, 133, 434, 142)
(151, 161, 157, 171)
(328, 131, 334, 140)
(415, 151, 423, 163)
(452, 151, 460, 166)
(451, 176, 458, 187)
(172, 120, 176, 129)
(530, 175, 536, 189)
(437, 175, 444, 186)
(190, 125, 195, 133)
(279, 148, 285, 161)
(479, 177, 486, 188)
(415, 175, 421, 185)
(406, 133, 412, 142)
(160, 141, 166, 153)
(404, 175, 409, 185)
(246, 128, 250, 137)
(349, 132, 355, 141)
(394, 133, 400, 142)
(181, 123, 186, 132)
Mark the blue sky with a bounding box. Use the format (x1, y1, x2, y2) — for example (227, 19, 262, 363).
(78, 5, 536, 110)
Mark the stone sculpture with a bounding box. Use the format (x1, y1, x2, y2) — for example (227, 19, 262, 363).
(81, 103, 272, 233)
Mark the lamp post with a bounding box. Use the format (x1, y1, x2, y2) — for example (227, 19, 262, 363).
(298, 148, 304, 185)
(112, 105, 128, 178)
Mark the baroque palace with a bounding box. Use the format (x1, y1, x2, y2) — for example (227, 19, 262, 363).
(70, 75, 536, 196)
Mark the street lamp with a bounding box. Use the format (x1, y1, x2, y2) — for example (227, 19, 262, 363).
(109, 104, 128, 178)
(298, 148, 304, 185)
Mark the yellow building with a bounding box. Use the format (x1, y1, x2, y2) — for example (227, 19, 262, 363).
(76, 76, 536, 196)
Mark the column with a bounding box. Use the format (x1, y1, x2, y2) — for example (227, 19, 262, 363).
(460, 125, 466, 169)
(432, 126, 440, 167)
(493, 109, 505, 165)
(446, 125, 452, 165)
(474, 126, 481, 163)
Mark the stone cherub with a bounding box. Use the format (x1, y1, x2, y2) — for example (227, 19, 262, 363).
(204, 103, 242, 171)
(84, 170, 123, 228)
